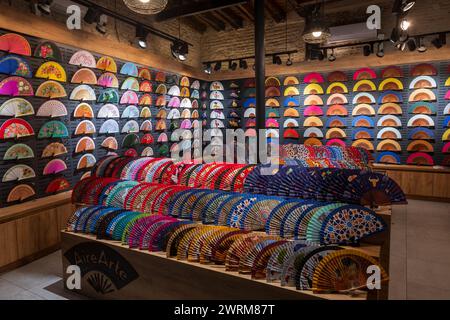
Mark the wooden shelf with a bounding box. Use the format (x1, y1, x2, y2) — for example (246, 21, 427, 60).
(372, 164, 450, 174)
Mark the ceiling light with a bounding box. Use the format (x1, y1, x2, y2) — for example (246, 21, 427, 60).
(204, 63, 212, 74)
(136, 25, 149, 49)
(328, 49, 336, 61)
(376, 42, 384, 57)
(123, 0, 168, 15)
(228, 60, 238, 71)
(417, 37, 427, 53)
(171, 41, 188, 61)
(239, 59, 248, 69)
(286, 54, 293, 66)
(400, 19, 410, 31)
(272, 55, 282, 65)
(214, 61, 222, 71)
(402, 0, 415, 12)
(302, 3, 330, 44)
(96, 15, 107, 35)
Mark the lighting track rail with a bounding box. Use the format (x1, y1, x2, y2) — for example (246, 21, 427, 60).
(202, 50, 299, 65)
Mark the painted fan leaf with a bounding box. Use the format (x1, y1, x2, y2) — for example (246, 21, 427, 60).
(3, 143, 34, 160)
(0, 98, 34, 117)
(35, 61, 67, 82)
(0, 118, 34, 139)
(2, 164, 36, 182)
(42, 142, 68, 158)
(69, 50, 96, 68)
(34, 41, 62, 61)
(0, 76, 33, 96)
(36, 80, 66, 98)
(7, 184, 35, 202)
(36, 100, 67, 118)
(38, 120, 69, 139)
(0, 33, 31, 56)
(0, 55, 32, 77)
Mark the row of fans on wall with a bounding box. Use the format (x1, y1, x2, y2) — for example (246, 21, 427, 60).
(0, 32, 206, 205)
(213, 65, 450, 166)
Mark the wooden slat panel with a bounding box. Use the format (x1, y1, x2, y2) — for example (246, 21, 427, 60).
(0, 221, 19, 268)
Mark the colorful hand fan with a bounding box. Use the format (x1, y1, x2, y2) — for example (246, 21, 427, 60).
(36, 80, 66, 98)
(121, 77, 139, 91)
(98, 72, 119, 88)
(353, 79, 376, 92)
(409, 89, 436, 102)
(75, 120, 96, 135)
(2, 164, 36, 182)
(99, 119, 120, 134)
(304, 72, 324, 83)
(155, 71, 166, 83)
(120, 62, 138, 77)
(0, 33, 31, 56)
(0, 76, 33, 96)
(138, 67, 151, 80)
(74, 103, 94, 118)
(122, 133, 140, 148)
(46, 178, 70, 194)
(139, 94, 152, 106)
(378, 78, 404, 91)
(327, 71, 348, 82)
(140, 107, 152, 118)
(381, 65, 403, 78)
(71, 68, 97, 85)
(101, 137, 118, 150)
(411, 63, 437, 76)
(43, 159, 67, 175)
(42, 142, 68, 158)
(70, 85, 96, 101)
(0, 55, 32, 77)
(36, 100, 67, 118)
(77, 154, 97, 169)
(191, 80, 200, 90)
(35, 61, 66, 82)
(407, 152, 434, 165)
(168, 85, 181, 97)
(3, 143, 34, 160)
(122, 120, 139, 133)
(122, 105, 140, 118)
(34, 41, 62, 61)
(7, 184, 35, 203)
(120, 90, 139, 104)
(97, 56, 117, 73)
(0, 118, 34, 139)
(75, 136, 95, 153)
(98, 88, 119, 103)
(69, 50, 96, 68)
(139, 80, 152, 93)
(353, 67, 377, 80)
(98, 104, 119, 118)
(38, 120, 69, 139)
(142, 147, 154, 157)
(0, 98, 33, 117)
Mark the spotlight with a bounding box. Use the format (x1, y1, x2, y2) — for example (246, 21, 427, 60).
(390, 27, 400, 43)
(272, 55, 282, 65)
(31, 0, 53, 15)
(84, 7, 101, 24)
(363, 44, 372, 56)
(400, 18, 410, 31)
(214, 61, 222, 71)
(239, 59, 248, 69)
(171, 41, 188, 61)
(406, 38, 417, 51)
(417, 37, 427, 53)
(328, 49, 336, 61)
(204, 63, 212, 74)
(318, 50, 325, 61)
(228, 60, 238, 71)
(432, 33, 446, 49)
(136, 25, 148, 49)
(96, 15, 107, 35)
(286, 54, 293, 66)
(392, 0, 415, 14)
(376, 42, 384, 57)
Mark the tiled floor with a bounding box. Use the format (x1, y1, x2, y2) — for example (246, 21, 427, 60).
(0, 251, 85, 300)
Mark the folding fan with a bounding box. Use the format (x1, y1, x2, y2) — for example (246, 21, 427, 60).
(2, 164, 36, 182)
(326, 105, 347, 116)
(327, 71, 348, 82)
(77, 154, 97, 170)
(97, 56, 117, 73)
(180, 87, 190, 98)
(408, 127, 434, 140)
(139, 80, 152, 93)
(98, 72, 119, 88)
(167, 109, 180, 120)
(407, 152, 434, 165)
(378, 78, 404, 91)
(140, 107, 152, 119)
(155, 71, 166, 82)
(304, 106, 324, 116)
(0, 118, 34, 139)
(120, 90, 139, 104)
(7, 184, 35, 203)
(408, 102, 435, 115)
(70, 68, 97, 85)
(34, 41, 62, 61)
(325, 128, 345, 139)
(122, 105, 140, 119)
(409, 89, 436, 102)
(304, 83, 324, 95)
(70, 85, 95, 101)
(303, 116, 323, 127)
(326, 82, 348, 94)
(305, 127, 324, 138)
(284, 108, 299, 118)
(46, 178, 70, 194)
(98, 88, 119, 103)
(97, 103, 119, 118)
(304, 72, 324, 83)
(381, 65, 403, 78)
(120, 77, 139, 91)
(265, 86, 281, 97)
(0, 55, 32, 78)
(74, 103, 94, 118)
(101, 136, 119, 150)
(409, 76, 437, 89)
(377, 127, 402, 140)
(378, 103, 402, 115)
(210, 81, 224, 91)
(210, 100, 224, 110)
(304, 95, 323, 106)
(138, 67, 151, 80)
(377, 139, 402, 151)
(120, 62, 138, 77)
(352, 115, 375, 128)
(74, 120, 96, 135)
(353, 92, 376, 104)
(43, 159, 67, 175)
(353, 79, 376, 92)
(326, 116, 345, 128)
(35, 61, 67, 82)
(139, 94, 152, 106)
(75, 136, 95, 153)
(42, 142, 68, 158)
(38, 120, 69, 139)
(0, 76, 33, 96)
(284, 86, 300, 97)
(0, 98, 34, 117)
(0, 33, 31, 56)
(210, 90, 225, 100)
(352, 104, 375, 116)
(69, 50, 96, 68)
(168, 97, 180, 108)
(407, 140, 433, 152)
(141, 147, 154, 157)
(411, 63, 437, 76)
(3, 143, 34, 160)
(376, 151, 401, 164)
(352, 139, 374, 151)
(407, 114, 434, 127)
(181, 98, 192, 109)
(181, 109, 191, 119)
(122, 120, 139, 133)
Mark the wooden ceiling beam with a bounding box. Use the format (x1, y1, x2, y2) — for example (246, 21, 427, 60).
(196, 14, 226, 32)
(217, 8, 244, 29)
(236, 2, 255, 22)
(265, 0, 286, 23)
(181, 17, 207, 34)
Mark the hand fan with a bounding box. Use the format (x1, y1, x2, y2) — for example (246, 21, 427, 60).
(155, 84, 167, 95)
(104, 181, 139, 208)
(181, 98, 192, 109)
(187, 227, 230, 262)
(97, 56, 117, 73)
(121, 77, 140, 91)
(312, 249, 388, 293)
(42, 142, 68, 158)
(199, 228, 239, 264)
(139, 80, 152, 93)
(120, 90, 139, 104)
(34, 41, 62, 61)
(280, 245, 319, 287)
(190, 90, 199, 99)
(140, 107, 152, 118)
(35, 61, 67, 82)
(139, 218, 178, 250)
(69, 50, 96, 68)
(46, 177, 70, 194)
(210, 231, 249, 264)
(85, 207, 120, 234)
(110, 213, 147, 241)
(140, 121, 152, 133)
(120, 62, 138, 77)
(36, 100, 67, 118)
(37, 120, 68, 139)
(70, 85, 96, 101)
(75, 120, 96, 135)
(43, 159, 67, 175)
(139, 94, 152, 106)
(122, 133, 139, 148)
(71, 68, 97, 85)
(0, 118, 34, 139)
(165, 224, 198, 257)
(106, 211, 139, 240)
(177, 226, 208, 260)
(97, 103, 119, 119)
(239, 239, 282, 274)
(0, 33, 31, 56)
(155, 71, 166, 83)
(250, 240, 288, 279)
(0, 98, 34, 117)
(98, 88, 119, 103)
(7, 184, 35, 203)
(122, 120, 139, 133)
(0, 76, 33, 96)
(3, 143, 34, 160)
(122, 105, 140, 119)
(168, 85, 180, 96)
(138, 67, 151, 80)
(141, 147, 154, 157)
(75, 136, 95, 153)
(98, 72, 119, 88)
(77, 153, 97, 170)
(2, 164, 36, 182)
(0, 55, 32, 77)
(74, 103, 94, 118)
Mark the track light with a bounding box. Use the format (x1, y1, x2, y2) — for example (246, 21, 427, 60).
(214, 61, 222, 71)
(272, 55, 282, 65)
(417, 37, 427, 53)
(400, 18, 410, 31)
(31, 0, 53, 16)
(376, 42, 384, 57)
(228, 60, 238, 71)
(286, 54, 293, 66)
(363, 44, 372, 56)
(328, 49, 336, 61)
(136, 25, 149, 49)
(393, 0, 415, 14)
(239, 59, 248, 69)
(171, 41, 188, 61)
(84, 7, 101, 24)
(406, 38, 417, 51)
(432, 33, 446, 49)
(204, 63, 212, 74)
(96, 15, 107, 35)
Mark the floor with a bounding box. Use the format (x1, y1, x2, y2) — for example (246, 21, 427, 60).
(0, 251, 84, 300)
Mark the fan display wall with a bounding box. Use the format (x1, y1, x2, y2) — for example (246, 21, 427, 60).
(0, 29, 206, 208)
(210, 64, 450, 167)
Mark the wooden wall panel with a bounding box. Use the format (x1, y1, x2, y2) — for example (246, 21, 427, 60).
(0, 221, 19, 268)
